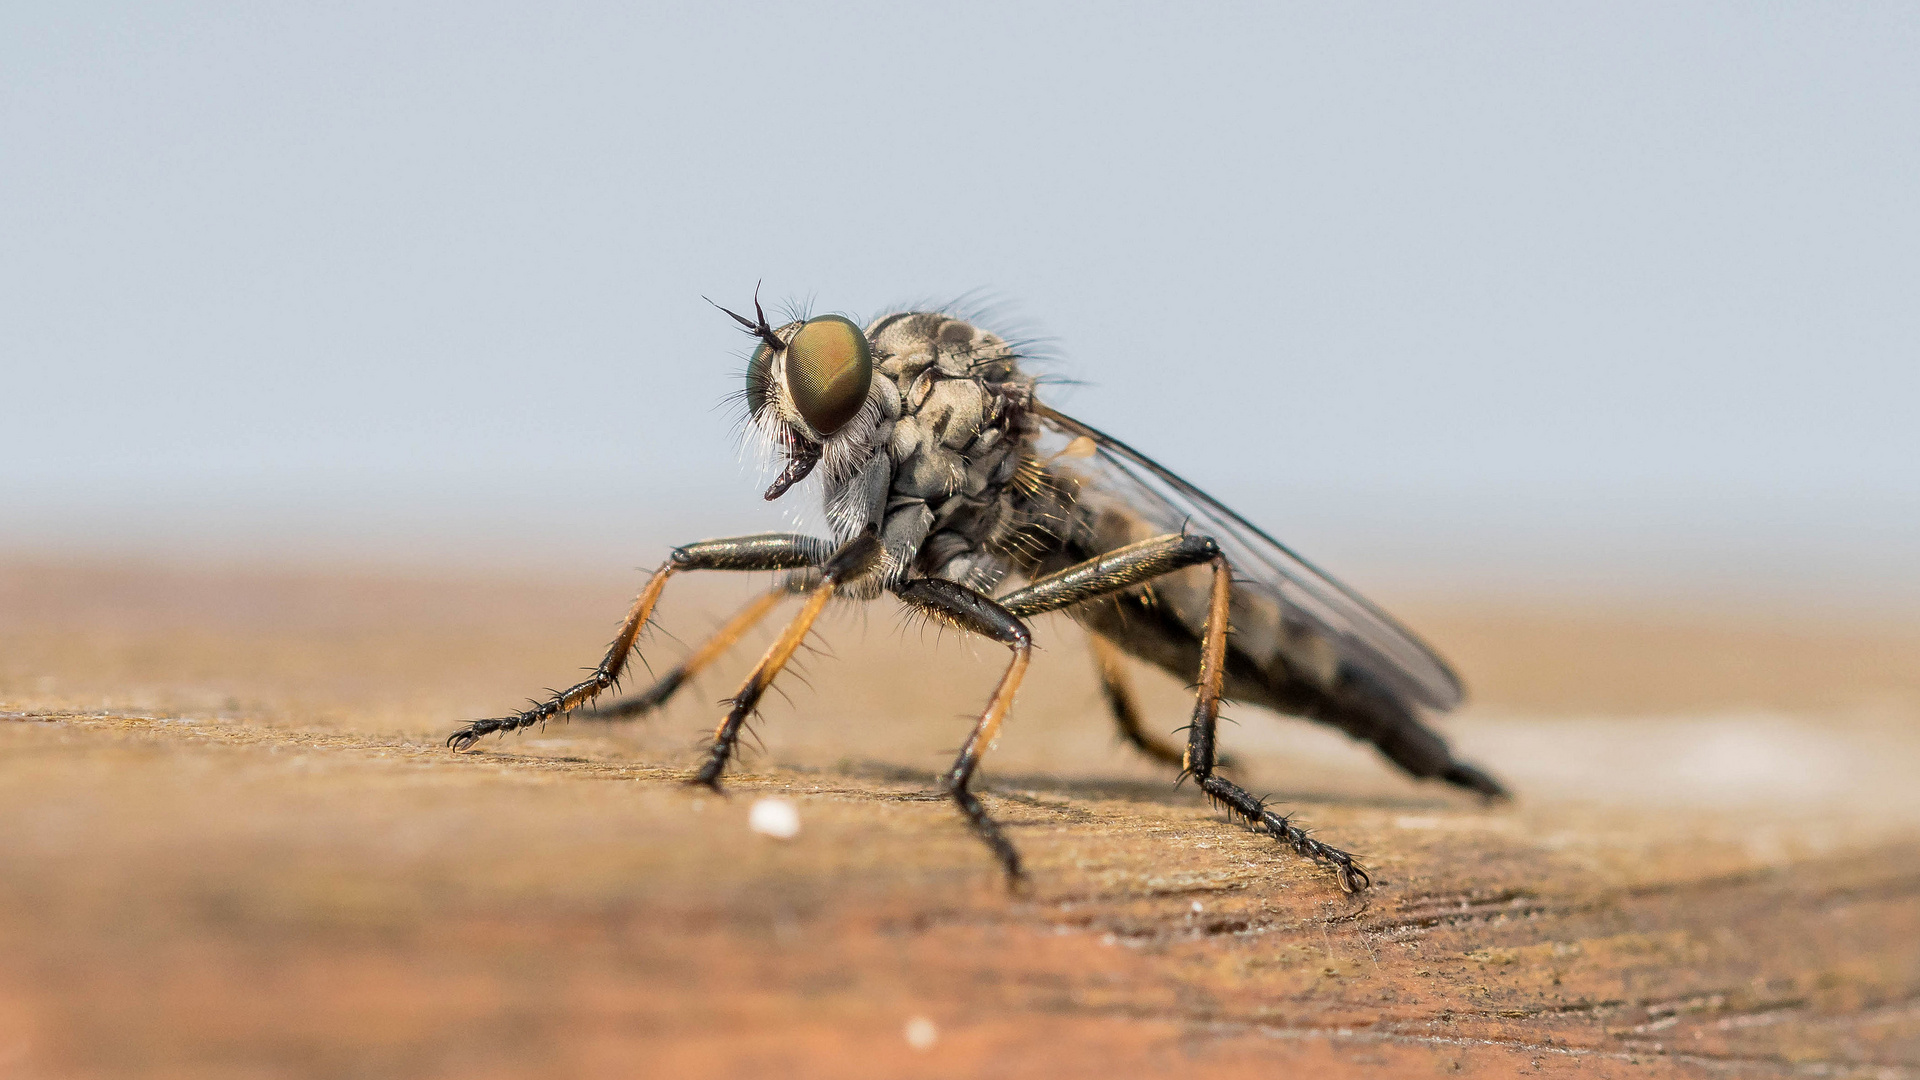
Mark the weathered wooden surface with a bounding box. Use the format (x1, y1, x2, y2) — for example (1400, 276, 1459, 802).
(2, 558, 1917, 1079)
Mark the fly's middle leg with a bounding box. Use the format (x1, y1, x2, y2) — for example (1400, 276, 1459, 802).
(896, 578, 1033, 886)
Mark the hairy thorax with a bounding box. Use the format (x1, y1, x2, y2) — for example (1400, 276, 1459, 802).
(830, 312, 1044, 595)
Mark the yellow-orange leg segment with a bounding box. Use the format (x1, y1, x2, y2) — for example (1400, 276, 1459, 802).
(588, 586, 792, 721)
(1179, 554, 1234, 779)
(690, 528, 881, 789)
(1090, 633, 1197, 768)
(690, 584, 833, 788)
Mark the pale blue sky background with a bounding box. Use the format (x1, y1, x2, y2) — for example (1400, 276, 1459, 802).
(5, 3, 1917, 600)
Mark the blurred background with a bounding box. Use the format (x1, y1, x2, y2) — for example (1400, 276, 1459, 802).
(4, 1, 1917, 604)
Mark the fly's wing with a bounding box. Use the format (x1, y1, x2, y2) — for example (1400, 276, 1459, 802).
(1033, 404, 1465, 712)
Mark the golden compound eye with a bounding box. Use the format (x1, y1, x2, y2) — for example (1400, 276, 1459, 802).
(784, 315, 872, 434)
(744, 341, 773, 417)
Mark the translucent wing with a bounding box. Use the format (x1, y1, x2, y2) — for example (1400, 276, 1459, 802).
(1033, 403, 1465, 712)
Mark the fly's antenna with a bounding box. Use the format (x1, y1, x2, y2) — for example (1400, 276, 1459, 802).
(704, 280, 784, 351)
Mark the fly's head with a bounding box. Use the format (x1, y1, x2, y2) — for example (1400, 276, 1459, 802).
(716, 291, 881, 502)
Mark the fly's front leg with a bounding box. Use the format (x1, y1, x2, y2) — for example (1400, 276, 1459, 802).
(691, 527, 882, 790)
(447, 534, 831, 752)
(1002, 534, 1370, 893)
(586, 585, 794, 722)
(896, 578, 1033, 886)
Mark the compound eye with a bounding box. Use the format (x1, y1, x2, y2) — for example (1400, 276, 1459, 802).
(744, 341, 774, 417)
(785, 315, 872, 435)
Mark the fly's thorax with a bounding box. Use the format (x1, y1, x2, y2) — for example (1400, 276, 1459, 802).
(857, 312, 1041, 591)
(866, 312, 1025, 384)
(865, 312, 1034, 495)
(752, 308, 1042, 589)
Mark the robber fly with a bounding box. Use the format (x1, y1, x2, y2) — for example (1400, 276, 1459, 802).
(448, 297, 1507, 893)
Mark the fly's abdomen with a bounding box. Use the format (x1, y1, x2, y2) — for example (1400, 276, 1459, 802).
(1045, 487, 1472, 785)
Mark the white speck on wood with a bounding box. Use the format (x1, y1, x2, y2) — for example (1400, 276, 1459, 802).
(749, 798, 800, 839)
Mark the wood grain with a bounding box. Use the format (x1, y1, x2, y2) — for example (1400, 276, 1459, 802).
(2, 558, 1916, 1079)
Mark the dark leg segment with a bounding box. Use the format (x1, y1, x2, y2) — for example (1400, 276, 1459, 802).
(1000, 533, 1221, 618)
(587, 585, 792, 721)
(1181, 554, 1372, 893)
(447, 533, 830, 751)
(897, 578, 1033, 884)
(690, 528, 882, 789)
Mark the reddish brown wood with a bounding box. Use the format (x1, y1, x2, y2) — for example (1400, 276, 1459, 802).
(2, 559, 1915, 1078)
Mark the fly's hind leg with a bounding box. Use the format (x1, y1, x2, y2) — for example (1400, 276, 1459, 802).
(586, 585, 794, 722)
(1001, 535, 1370, 893)
(1178, 556, 1370, 893)
(896, 578, 1033, 885)
(1088, 633, 1235, 770)
(1088, 634, 1181, 767)
(447, 534, 831, 752)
